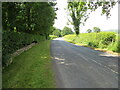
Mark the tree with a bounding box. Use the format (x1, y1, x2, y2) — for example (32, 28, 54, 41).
(50, 26, 57, 35)
(2, 2, 21, 31)
(61, 26, 74, 36)
(2, 2, 57, 39)
(93, 27, 100, 33)
(52, 29, 61, 37)
(87, 29, 92, 33)
(67, 2, 88, 35)
(67, 1, 117, 35)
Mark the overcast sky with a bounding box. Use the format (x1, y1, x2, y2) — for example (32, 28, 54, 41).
(54, 0, 118, 33)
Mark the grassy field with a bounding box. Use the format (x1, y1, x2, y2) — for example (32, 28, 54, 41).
(64, 32, 120, 53)
(3, 40, 56, 88)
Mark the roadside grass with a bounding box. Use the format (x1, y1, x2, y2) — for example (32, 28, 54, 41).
(49, 35, 58, 40)
(3, 40, 56, 88)
(64, 32, 120, 55)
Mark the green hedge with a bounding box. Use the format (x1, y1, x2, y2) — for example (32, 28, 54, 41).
(107, 34, 120, 52)
(2, 31, 46, 66)
(64, 32, 120, 52)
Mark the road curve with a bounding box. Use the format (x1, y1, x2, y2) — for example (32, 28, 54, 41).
(50, 38, 118, 88)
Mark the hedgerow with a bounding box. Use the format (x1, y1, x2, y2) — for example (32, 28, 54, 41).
(64, 32, 120, 52)
(107, 34, 120, 52)
(2, 31, 46, 66)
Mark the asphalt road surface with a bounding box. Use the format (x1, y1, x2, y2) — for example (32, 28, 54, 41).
(50, 38, 118, 88)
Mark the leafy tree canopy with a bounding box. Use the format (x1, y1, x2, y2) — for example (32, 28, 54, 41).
(61, 26, 74, 36)
(2, 2, 57, 39)
(93, 27, 101, 33)
(87, 29, 92, 33)
(67, 1, 117, 35)
(52, 29, 61, 37)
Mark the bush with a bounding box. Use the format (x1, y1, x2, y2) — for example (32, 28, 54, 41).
(93, 27, 100, 33)
(107, 34, 120, 52)
(2, 31, 46, 66)
(61, 26, 74, 36)
(64, 32, 119, 52)
(88, 42, 97, 47)
(108, 41, 120, 52)
(52, 29, 61, 37)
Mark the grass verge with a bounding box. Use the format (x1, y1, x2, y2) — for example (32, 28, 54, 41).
(64, 38, 120, 56)
(3, 40, 56, 88)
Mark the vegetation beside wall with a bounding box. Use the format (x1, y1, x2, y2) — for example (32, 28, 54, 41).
(2, 2, 57, 67)
(2, 31, 46, 67)
(3, 40, 56, 88)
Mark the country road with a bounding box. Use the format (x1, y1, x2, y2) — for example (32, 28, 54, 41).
(50, 38, 118, 88)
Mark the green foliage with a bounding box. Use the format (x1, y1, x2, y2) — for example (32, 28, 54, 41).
(87, 29, 92, 33)
(52, 29, 61, 37)
(64, 32, 119, 52)
(61, 26, 74, 36)
(3, 41, 56, 88)
(2, 2, 57, 67)
(50, 26, 57, 35)
(2, 2, 57, 38)
(2, 31, 46, 66)
(49, 35, 58, 39)
(107, 34, 120, 52)
(93, 27, 101, 33)
(68, 2, 88, 35)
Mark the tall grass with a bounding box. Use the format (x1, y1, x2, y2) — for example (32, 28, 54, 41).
(64, 32, 120, 53)
(107, 34, 120, 52)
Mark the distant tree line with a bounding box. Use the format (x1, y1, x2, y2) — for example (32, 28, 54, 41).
(87, 27, 101, 33)
(51, 26, 74, 37)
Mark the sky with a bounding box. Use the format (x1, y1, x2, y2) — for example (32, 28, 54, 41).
(53, 0, 118, 33)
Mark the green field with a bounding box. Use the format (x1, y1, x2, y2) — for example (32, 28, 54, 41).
(3, 40, 56, 88)
(64, 32, 120, 53)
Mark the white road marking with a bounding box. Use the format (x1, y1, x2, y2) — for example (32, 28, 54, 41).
(76, 53, 118, 74)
